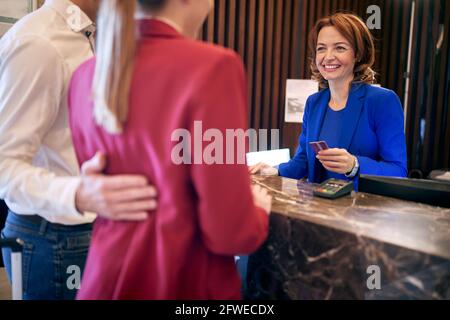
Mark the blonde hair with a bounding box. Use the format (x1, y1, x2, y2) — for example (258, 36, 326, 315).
(92, 0, 137, 134)
(308, 12, 376, 89)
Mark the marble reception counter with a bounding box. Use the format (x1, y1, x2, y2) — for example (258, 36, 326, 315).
(245, 175, 450, 300)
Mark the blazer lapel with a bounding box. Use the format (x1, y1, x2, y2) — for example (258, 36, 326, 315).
(339, 83, 366, 150)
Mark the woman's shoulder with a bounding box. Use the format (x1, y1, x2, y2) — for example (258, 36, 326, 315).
(363, 84, 401, 104)
(361, 84, 404, 120)
(177, 38, 243, 67)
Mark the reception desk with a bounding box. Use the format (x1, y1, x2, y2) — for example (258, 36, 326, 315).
(245, 175, 450, 300)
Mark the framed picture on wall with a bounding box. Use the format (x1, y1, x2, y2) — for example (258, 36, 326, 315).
(0, 0, 38, 37)
(284, 79, 319, 124)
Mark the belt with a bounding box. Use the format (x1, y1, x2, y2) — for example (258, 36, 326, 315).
(8, 211, 92, 229)
(11, 212, 45, 225)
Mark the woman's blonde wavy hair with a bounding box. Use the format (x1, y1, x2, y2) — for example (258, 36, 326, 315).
(308, 12, 376, 89)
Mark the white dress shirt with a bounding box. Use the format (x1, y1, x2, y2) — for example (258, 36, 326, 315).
(0, 0, 96, 225)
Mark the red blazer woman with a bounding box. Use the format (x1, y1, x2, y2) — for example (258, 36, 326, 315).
(68, 19, 269, 299)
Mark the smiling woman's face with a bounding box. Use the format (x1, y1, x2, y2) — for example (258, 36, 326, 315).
(315, 26, 356, 85)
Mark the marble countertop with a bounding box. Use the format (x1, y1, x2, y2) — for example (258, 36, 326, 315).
(252, 175, 450, 260)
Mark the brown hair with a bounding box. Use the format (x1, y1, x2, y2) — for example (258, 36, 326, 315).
(93, 0, 165, 134)
(308, 12, 376, 89)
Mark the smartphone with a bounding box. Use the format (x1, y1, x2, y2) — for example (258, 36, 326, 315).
(309, 141, 329, 154)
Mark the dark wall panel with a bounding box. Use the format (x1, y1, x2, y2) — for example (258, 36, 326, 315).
(405, 0, 450, 177)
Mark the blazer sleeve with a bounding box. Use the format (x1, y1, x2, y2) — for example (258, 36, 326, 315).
(357, 90, 408, 177)
(189, 51, 269, 256)
(277, 97, 310, 179)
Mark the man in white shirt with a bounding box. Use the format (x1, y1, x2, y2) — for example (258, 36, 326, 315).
(0, 0, 157, 299)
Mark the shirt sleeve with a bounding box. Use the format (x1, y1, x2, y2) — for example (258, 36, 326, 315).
(0, 35, 82, 222)
(189, 51, 269, 256)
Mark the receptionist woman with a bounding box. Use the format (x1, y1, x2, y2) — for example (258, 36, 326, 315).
(250, 13, 407, 182)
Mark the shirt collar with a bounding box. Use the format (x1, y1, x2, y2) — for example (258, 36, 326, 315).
(44, 0, 95, 33)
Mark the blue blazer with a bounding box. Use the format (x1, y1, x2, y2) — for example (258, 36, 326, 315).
(278, 83, 407, 183)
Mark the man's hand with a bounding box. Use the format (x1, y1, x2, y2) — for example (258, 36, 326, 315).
(75, 152, 157, 221)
